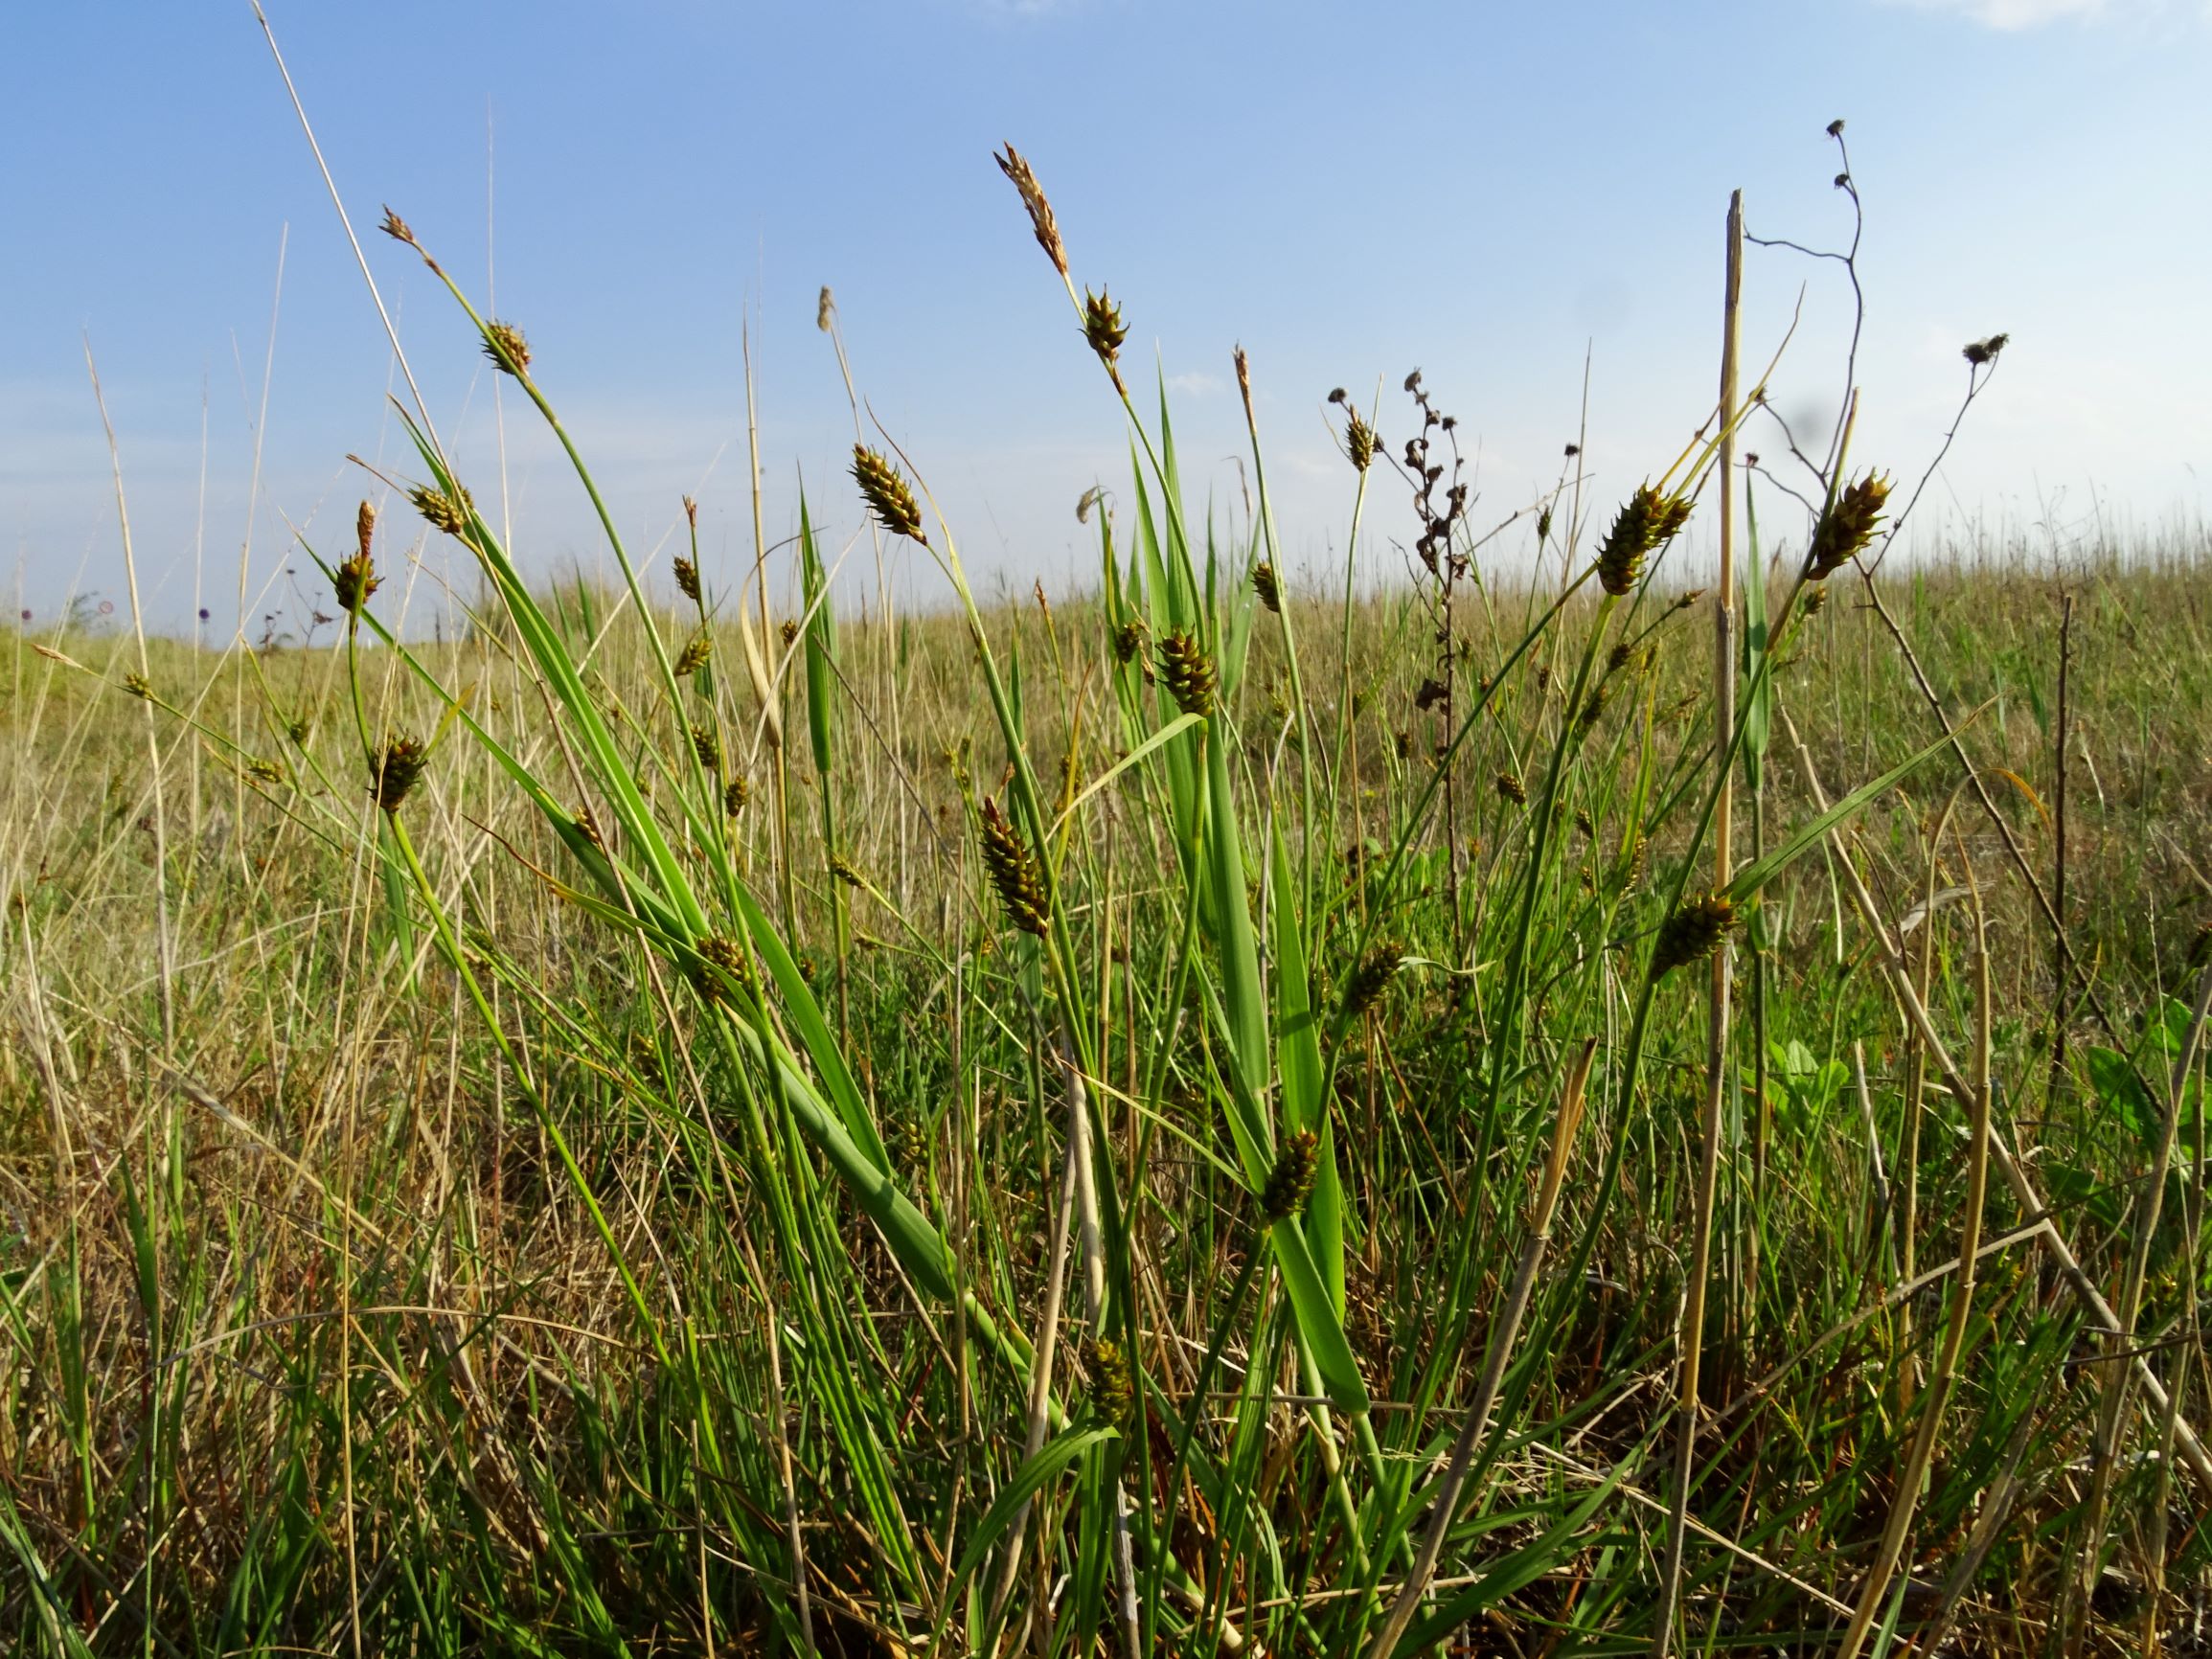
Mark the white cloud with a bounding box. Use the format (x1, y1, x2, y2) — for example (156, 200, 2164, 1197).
(1875, 0, 2184, 27)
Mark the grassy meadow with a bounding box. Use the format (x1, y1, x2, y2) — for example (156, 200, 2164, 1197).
(4, 158, 2212, 1658)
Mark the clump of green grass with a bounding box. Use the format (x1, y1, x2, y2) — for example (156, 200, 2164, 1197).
(4, 117, 2212, 1659)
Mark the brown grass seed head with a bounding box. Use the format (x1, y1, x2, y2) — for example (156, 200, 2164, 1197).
(675, 632, 713, 676)
(693, 934, 753, 1004)
(723, 779, 750, 816)
(673, 556, 701, 604)
(852, 444, 927, 546)
(690, 724, 721, 770)
(1343, 946, 1404, 1019)
(992, 144, 1067, 278)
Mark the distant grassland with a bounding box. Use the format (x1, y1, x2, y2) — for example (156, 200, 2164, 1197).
(4, 139, 2212, 1659)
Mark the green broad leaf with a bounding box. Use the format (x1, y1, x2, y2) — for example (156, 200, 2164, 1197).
(952, 1425, 1119, 1584)
(1270, 1216, 1370, 1414)
(1723, 712, 1981, 906)
(2086, 1046, 2156, 1148)
(799, 496, 837, 779)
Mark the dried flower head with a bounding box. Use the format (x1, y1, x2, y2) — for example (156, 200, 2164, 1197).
(1083, 287, 1129, 386)
(1827, 118, 1846, 138)
(673, 556, 701, 604)
(1595, 485, 1692, 598)
(1808, 471, 1891, 579)
(992, 144, 1067, 277)
(1650, 892, 1738, 980)
(1260, 1129, 1319, 1223)
(675, 631, 713, 676)
(852, 444, 927, 545)
(1089, 1339, 1136, 1436)
(379, 206, 417, 246)
(1157, 630, 1217, 717)
(816, 285, 835, 332)
(779, 619, 799, 648)
(1252, 561, 1282, 613)
(483, 320, 531, 375)
(1962, 332, 2011, 368)
(375, 736, 430, 812)
(979, 796, 1050, 937)
(1536, 505, 1554, 542)
(409, 482, 474, 538)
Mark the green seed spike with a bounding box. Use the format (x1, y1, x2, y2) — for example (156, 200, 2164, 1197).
(1157, 629, 1217, 717)
(978, 796, 1049, 937)
(1261, 1129, 1319, 1222)
(852, 444, 927, 546)
(1650, 892, 1738, 981)
(1595, 484, 1692, 598)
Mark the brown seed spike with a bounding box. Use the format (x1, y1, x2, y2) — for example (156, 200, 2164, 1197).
(1808, 471, 1891, 579)
(409, 483, 473, 538)
(673, 556, 701, 604)
(992, 144, 1067, 278)
(483, 320, 531, 375)
(1252, 561, 1282, 614)
(852, 444, 927, 546)
(379, 207, 417, 245)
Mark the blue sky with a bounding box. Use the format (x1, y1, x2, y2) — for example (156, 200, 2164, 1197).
(4, 0, 2206, 636)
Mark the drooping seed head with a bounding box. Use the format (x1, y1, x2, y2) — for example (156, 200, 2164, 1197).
(1650, 892, 1738, 981)
(979, 796, 1050, 937)
(1157, 630, 1216, 717)
(673, 556, 701, 604)
(409, 482, 474, 538)
(1807, 471, 1891, 579)
(1260, 1129, 1319, 1223)
(375, 735, 430, 813)
(1252, 561, 1282, 614)
(675, 631, 713, 676)
(852, 444, 927, 545)
(379, 206, 418, 246)
(992, 144, 1068, 277)
(483, 320, 531, 375)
